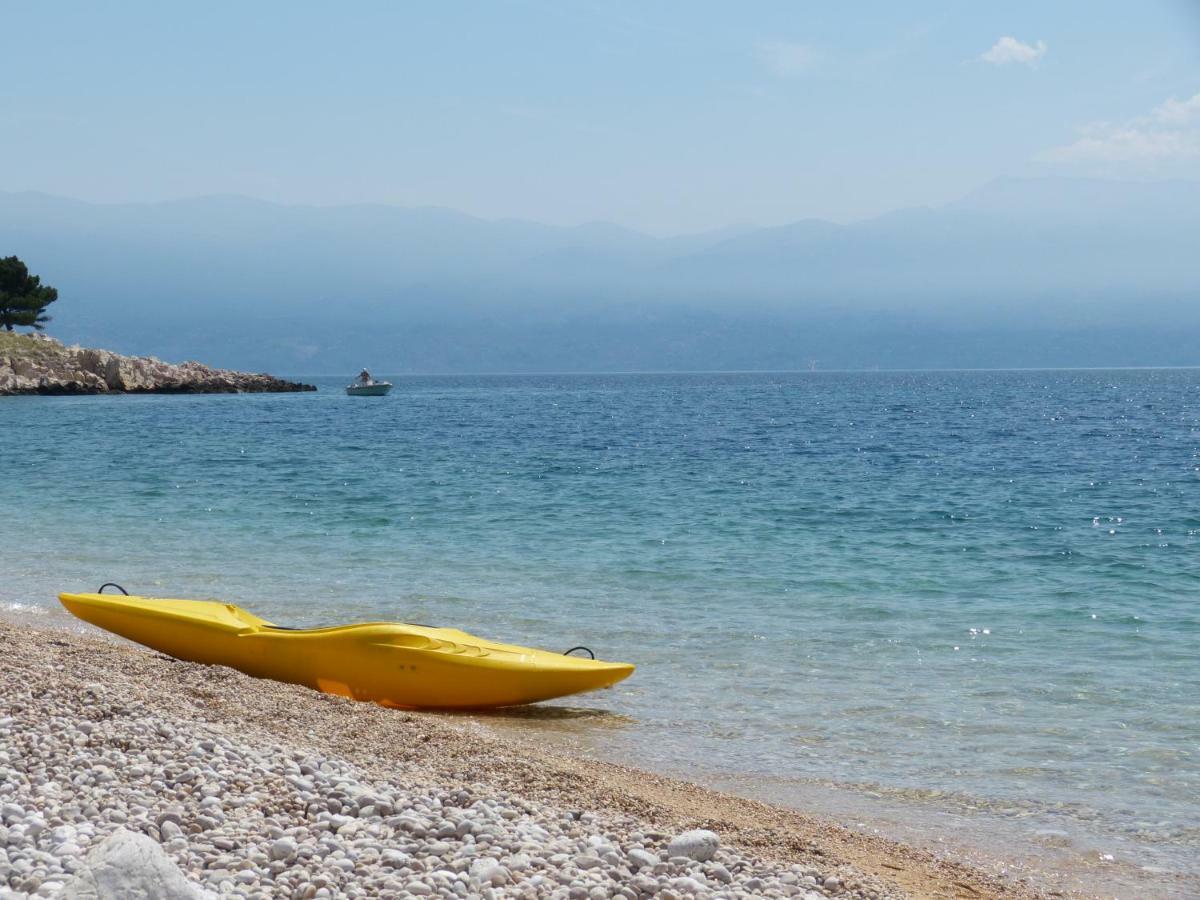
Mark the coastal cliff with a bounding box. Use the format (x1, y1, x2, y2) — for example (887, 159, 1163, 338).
(0, 333, 315, 395)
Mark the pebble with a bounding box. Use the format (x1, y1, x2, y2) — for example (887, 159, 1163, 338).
(627, 847, 658, 870)
(667, 828, 721, 862)
(0, 631, 893, 900)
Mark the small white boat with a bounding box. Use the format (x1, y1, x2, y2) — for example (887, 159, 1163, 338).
(346, 380, 392, 397)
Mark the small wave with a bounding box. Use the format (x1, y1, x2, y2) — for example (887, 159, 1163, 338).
(3, 602, 48, 616)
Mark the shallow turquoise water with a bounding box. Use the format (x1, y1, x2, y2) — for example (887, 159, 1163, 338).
(3, 371, 1198, 887)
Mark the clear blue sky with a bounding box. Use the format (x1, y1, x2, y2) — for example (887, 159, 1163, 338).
(4, 0, 1199, 233)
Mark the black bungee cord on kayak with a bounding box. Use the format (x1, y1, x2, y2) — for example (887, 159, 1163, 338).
(95, 582, 600, 659)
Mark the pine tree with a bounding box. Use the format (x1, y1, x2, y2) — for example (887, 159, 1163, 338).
(0, 256, 58, 332)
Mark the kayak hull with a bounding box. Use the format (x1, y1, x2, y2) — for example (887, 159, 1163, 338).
(58, 593, 634, 709)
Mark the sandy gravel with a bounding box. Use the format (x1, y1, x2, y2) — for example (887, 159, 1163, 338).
(0, 619, 1049, 899)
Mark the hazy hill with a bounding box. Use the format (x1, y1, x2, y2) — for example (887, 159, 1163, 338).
(1, 178, 1198, 372)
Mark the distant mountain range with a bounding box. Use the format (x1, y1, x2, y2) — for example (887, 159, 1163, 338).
(1, 177, 1198, 372)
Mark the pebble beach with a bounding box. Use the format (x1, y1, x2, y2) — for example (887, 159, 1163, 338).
(0, 618, 1044, 900)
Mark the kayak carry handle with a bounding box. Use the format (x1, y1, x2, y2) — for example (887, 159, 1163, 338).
(97, 582, 129, 595)
(562, 646, 595, 659)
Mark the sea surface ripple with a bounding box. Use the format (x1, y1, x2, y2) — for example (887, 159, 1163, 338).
(3, 370, 1198, 890)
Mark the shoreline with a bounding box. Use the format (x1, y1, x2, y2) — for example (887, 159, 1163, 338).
(0, 617, 1050, 900)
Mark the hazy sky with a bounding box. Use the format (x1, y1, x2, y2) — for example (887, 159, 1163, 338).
(5, 1, 1200, 233)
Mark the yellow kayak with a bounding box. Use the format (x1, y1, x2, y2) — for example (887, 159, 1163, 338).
(58, 591, 634, 709)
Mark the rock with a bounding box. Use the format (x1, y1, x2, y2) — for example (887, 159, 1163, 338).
(0, 334, 315, 396)
(627, 848, 658, 870)
(270, 837, 298, 861)
(2, 803, 26, 823)
(666, 829, 720, 862)
(709, 863, 733, 883)
(468, 857, 500, 884)
(54, 840, 83, 857)
(59, 828, 215, 899)
(1033, 828, 1071, 846)
(380, 849, 407, 868)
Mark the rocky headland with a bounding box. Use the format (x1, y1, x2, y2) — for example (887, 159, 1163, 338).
(0, 333, 314, 395)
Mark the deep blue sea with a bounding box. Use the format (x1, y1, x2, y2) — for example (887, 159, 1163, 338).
(3, 371, 1198, 894)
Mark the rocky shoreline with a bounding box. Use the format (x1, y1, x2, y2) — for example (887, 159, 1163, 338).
(0, 618, 1046, 900)
(0, 333, 314, 395)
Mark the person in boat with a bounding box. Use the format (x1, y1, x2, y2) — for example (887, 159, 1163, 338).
(358, 368, 371, 385)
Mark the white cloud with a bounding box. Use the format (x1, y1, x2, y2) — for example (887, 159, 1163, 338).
(1040, 91, 1200, 163)
(1152, 92, 1200, 126)
(1041, 128, 1200, 163)
(757, 41, 820, 77)
(980, 36, 1046, 67)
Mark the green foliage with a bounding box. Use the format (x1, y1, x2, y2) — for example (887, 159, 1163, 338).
(0, 256, 59, 332)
